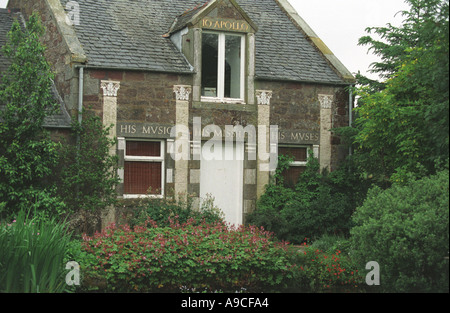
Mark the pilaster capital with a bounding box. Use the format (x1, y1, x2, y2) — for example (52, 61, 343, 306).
(101, 80, 121, 97)
(173, 85, 192, 101)
(256, 90, 273, 105)
(318, 94, 334, 109)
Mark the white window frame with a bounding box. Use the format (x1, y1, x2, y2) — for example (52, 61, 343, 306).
(201, 32, 246, 104)
(123, 139, 165, 199)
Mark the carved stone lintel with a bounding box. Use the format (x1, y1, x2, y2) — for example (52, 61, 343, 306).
(101, 80, 121, 97)
(173, 85, 192, 101)
(319, 94, 334, 109)
(256, 90, 273, 105)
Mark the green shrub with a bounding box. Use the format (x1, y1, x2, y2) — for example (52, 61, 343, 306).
(56, 112, 120, 216)
(288, 243, 364, 292)
(130, 195, 224, 228)
(76, 219, 297, 293)
(0, 209, 72, 292)
(248, 154, 369, 244)
(311, 234, 352, 256)
(350, 169, 449, 292)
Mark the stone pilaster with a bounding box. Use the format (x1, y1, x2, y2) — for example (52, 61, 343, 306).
(256, 90, 273, 199)
(247, 33, 256, 105)
(319, 94, 333, 172)
(173, 85, 192, 202)
(100, 80, 120, 229)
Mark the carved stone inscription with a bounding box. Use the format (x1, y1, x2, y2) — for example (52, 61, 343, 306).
(118, 123, 173, 139)
(201, 17, 250, 32)
(118, 122, 319, 144)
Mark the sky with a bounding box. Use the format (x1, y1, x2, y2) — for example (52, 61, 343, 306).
(0, 0, 411, 79)
(287, 0, 410, 79)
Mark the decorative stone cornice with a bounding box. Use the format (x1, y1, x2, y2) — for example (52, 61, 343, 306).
(256, 90, 273, 105)
(101, 80, 121, 97)
(173, 85, 192, 101)
(318, 94, 334, 109)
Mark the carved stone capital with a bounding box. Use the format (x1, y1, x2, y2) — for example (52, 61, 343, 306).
(256, 90, 273, 105)
(101, 80, 121, 97)
(319, 94, 334, 109)
(173, 85, 192, 101)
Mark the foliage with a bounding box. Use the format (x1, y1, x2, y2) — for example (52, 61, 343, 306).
(247, 153, 369, 244)
(0, 13, 65, 219)
(75, 218, 297, 293)
(288, 243, 364, 293)
(311, 233, 352, 256)
(130, 194, 224, 228)
(0, 209, 72, 293)
(350, 168, 449, 292)
(353, 0, 449, 184)
(55, 112, 120, 217)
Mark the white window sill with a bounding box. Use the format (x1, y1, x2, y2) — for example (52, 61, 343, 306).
(122, 194, 164, 199)
(201, 96, 246, 105)
(290, 161, 308, 167)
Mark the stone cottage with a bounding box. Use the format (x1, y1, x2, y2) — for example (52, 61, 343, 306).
(2, 0, 355, 226)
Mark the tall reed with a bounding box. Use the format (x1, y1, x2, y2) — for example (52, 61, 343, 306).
(0, 209, 72, 293)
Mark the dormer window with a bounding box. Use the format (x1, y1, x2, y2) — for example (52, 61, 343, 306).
(165, 0, 257, 105)
(201, 32, 245, 103)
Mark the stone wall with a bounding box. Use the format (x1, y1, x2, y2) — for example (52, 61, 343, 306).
(83, 70, 191, 125)
(84, 69, 350, 221)
(256, 80, 350, 172)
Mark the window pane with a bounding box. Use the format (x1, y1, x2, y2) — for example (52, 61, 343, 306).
(126, 141, 161, 157)
(279, 147, 308, 162)
(202, 33, 218, 97)
(124, 162, 162, 195)
(225, 35, 241, 99)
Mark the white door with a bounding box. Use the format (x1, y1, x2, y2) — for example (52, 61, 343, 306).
(200, 140, 244, 226)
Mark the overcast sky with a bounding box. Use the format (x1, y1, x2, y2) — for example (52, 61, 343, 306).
(0, 0, 411, 79)
(288, 0, 410, 79)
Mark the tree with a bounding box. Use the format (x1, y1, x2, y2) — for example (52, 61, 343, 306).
(351, 0, 449, 185)
(0, 13, 65, 219)
(55, 112, 120, 234)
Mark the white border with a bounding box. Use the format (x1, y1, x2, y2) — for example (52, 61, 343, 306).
(201, 32, 246, 103)
(123, 139, 165, 199)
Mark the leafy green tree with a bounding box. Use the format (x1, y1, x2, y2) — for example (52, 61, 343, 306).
(54, 111, 120, 233)
(352, 0, 449, 185)
(0, 13, 65, 219)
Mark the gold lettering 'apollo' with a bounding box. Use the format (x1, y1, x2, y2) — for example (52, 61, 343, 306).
(202, 17, 250, 32)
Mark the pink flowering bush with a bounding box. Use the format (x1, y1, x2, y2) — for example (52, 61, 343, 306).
(77, 218, 298, 292)
(290, 241, 365, 292)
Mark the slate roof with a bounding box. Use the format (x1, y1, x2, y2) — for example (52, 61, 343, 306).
(168, 1, 211, 35)
(0, 9, 72, 129)
(59, 0, 346, 84)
